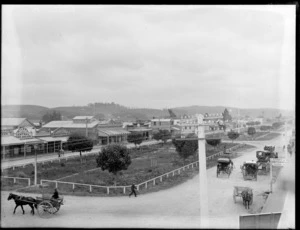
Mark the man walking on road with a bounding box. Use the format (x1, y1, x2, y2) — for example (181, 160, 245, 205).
(129, 184, 137, 197)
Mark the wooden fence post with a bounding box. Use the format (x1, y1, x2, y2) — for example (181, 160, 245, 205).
(89, 185, 92, 192)
(55, 181, 58, 188)
(13, 166, 15, 170)
(107, 187, 109, 195)
(145, 182, 147, 189)
(28, 178, 31, 186)
(13, 178, 16, 183)
(72, 184, 75, 191)
(137, 185, 139, 191)
(123, 187, 126, 194)
(160, 176, 162, 182)
(153, 180, 155, 186)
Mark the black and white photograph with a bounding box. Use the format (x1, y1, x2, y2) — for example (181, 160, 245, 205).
(1, 4, 295, 228)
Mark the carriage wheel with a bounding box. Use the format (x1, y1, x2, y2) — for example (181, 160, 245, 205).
(52, 205, 60, 214)
(37, 201, 54, 218)
(228, 168, 232, 177)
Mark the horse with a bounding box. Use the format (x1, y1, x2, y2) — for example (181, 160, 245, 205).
(7, 193, 37, 215)
(241, 190, 252, 209)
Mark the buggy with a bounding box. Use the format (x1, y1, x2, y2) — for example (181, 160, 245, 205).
(256, 150, 277, 174)
(216, 157, 233, 177)
(241, 161, 258, 180)
(34, 183, 64, 218)
(264, 145, 275, 153)
(35, 195, 64, 218)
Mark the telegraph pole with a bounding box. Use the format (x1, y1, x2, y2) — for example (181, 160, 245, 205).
(86, 117, 88, 137)
(196, 114, 209, 228)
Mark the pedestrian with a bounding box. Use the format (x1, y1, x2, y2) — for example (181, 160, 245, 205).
(60, 148, 64, 157)
(129, 184, 137, 197)
(58, 150, 61, 158)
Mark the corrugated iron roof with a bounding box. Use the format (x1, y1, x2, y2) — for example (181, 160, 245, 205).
(38, 136, 68, 142)
(1, 136, 43, 146)
(98, 129, 131, 137)
(73, 116, 94, 119)
(42, 120, 98, 128)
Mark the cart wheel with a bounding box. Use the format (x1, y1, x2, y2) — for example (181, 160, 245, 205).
(37, 201, 53, 218)
(51, 205, 59, 214)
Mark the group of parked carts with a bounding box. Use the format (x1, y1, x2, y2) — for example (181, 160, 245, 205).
(216, 145, 278, 209)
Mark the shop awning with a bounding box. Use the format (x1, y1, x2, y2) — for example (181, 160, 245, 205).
(1, 136, 44, 146)
(129, 128, 152, 132)
(98, 129, 131, 137)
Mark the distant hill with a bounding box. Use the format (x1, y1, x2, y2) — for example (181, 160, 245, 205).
(1, 105, 49, 120)
(172, 105, 294, 119)
(1, 103, 294, 122)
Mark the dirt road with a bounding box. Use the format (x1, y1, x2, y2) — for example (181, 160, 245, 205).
(1, 134, 291, 228)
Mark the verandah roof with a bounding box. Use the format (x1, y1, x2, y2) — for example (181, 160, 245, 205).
(98, 129, 131, 137)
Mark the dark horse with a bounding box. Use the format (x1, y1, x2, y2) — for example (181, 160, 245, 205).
(7, 193, 37, 215)
(241, 190, 252, 209)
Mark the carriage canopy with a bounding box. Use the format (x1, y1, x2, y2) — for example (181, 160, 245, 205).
(217, 158, 231, 164)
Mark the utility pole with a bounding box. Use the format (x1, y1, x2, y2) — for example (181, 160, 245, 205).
(34, 144, 38, 186)
(196, 114, 209, 228)
(86, 117, 88, 137)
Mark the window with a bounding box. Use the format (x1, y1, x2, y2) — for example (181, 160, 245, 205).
(153, 122, 156, 126)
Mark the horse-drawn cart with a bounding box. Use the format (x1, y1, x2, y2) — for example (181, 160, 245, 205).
(7, 183, 64, 218)
(216, 157, 233, 178)
(35, 196, 64, 218)
(233, 186, 253, 209)
(241, 161, 258, 180)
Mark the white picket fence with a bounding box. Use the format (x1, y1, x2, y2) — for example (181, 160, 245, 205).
(1, 176, 31, 186)
(39, 144, 244, 194)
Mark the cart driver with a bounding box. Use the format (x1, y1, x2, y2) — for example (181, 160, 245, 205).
(52, 188, 59, 199)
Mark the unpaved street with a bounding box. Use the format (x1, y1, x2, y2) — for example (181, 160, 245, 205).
(1, 134, 291, 228)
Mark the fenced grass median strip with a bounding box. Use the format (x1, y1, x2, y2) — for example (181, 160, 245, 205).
(13, 143, 255, 196)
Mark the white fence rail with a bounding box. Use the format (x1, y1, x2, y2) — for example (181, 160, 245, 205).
(1, 176, 31, 186)
(40, 179, 131, 195)
(39, 144, 244, 194)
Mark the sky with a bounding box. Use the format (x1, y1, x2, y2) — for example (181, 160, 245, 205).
(2, 5, 295, 111)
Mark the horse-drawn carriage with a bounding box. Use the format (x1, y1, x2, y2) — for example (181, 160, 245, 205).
(256, 149, 278, 174)
(241, 161, 258, 180)
(264, 145, 275, 153)
(35, 195, 64, 218)
(233, 186, 253, 209)
(7, 184, 64, 218)
(216, 157, 233, 178)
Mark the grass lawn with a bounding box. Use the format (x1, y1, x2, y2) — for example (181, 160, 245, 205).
(13, 143, 255, 196)
(255, 132, 281, 140)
